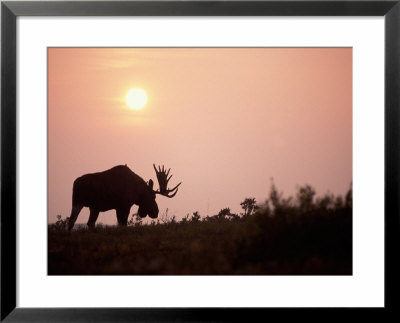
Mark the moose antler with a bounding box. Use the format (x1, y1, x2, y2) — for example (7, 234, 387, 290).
(153, 164, 182, 198)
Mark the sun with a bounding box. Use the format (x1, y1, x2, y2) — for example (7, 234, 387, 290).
(126, 88, 147, 110)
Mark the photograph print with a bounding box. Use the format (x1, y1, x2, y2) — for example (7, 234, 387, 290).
(48, 48, 352, 275)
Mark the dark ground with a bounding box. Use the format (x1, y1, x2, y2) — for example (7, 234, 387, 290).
(48, 205, 352, 275)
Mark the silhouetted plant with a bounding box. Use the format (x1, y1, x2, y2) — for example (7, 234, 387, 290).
(315, 193, 335, 210)
(180, 213, 191, 224)
(240, 197, 257, 217)
(335, 196, 344, 209)
(267, 181, 293, 214)
(159, 208, 174, 224)
(261, 182, 352, 217)
(51, 214, 69, 231)
(170, 215, 177, 224)
(127, 213, 142, 226)
(296, 185, 316, 212)
(228, 212, 240, 220)
(203, 215, 215, 222)
(216, 208, 232, 219)
(191, 211, 201, 222)
(345, 184, 352, 209)
(202, 208, 231, 222)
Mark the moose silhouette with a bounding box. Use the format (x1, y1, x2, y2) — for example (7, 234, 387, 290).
(68, 164, 181, 231)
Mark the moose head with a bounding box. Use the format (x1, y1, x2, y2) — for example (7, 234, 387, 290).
(138, 164, 182, 219)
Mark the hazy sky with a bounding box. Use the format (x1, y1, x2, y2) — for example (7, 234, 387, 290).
(48, 48, 352, 224)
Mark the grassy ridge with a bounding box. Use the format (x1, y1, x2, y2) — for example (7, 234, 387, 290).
(48, 199, 352, 275)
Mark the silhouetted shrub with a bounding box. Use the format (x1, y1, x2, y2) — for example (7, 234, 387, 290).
(240, 197, 258, 217)
(49, 214, 69, 231)
(127, 213, 143, 226)
(191, 211, 201, 222)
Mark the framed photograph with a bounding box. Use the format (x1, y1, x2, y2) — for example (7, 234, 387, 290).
(2, 0, 399, 321)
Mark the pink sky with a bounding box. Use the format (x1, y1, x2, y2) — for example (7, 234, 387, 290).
(48, 48, 352, 225)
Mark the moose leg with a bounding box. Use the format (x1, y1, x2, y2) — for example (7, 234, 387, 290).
(68, 205, 83, 231)
(116, 207, 130, 226)
(87, 208, 100, 229)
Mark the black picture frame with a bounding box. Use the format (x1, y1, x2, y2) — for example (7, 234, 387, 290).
(1, 0, 399, 321)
